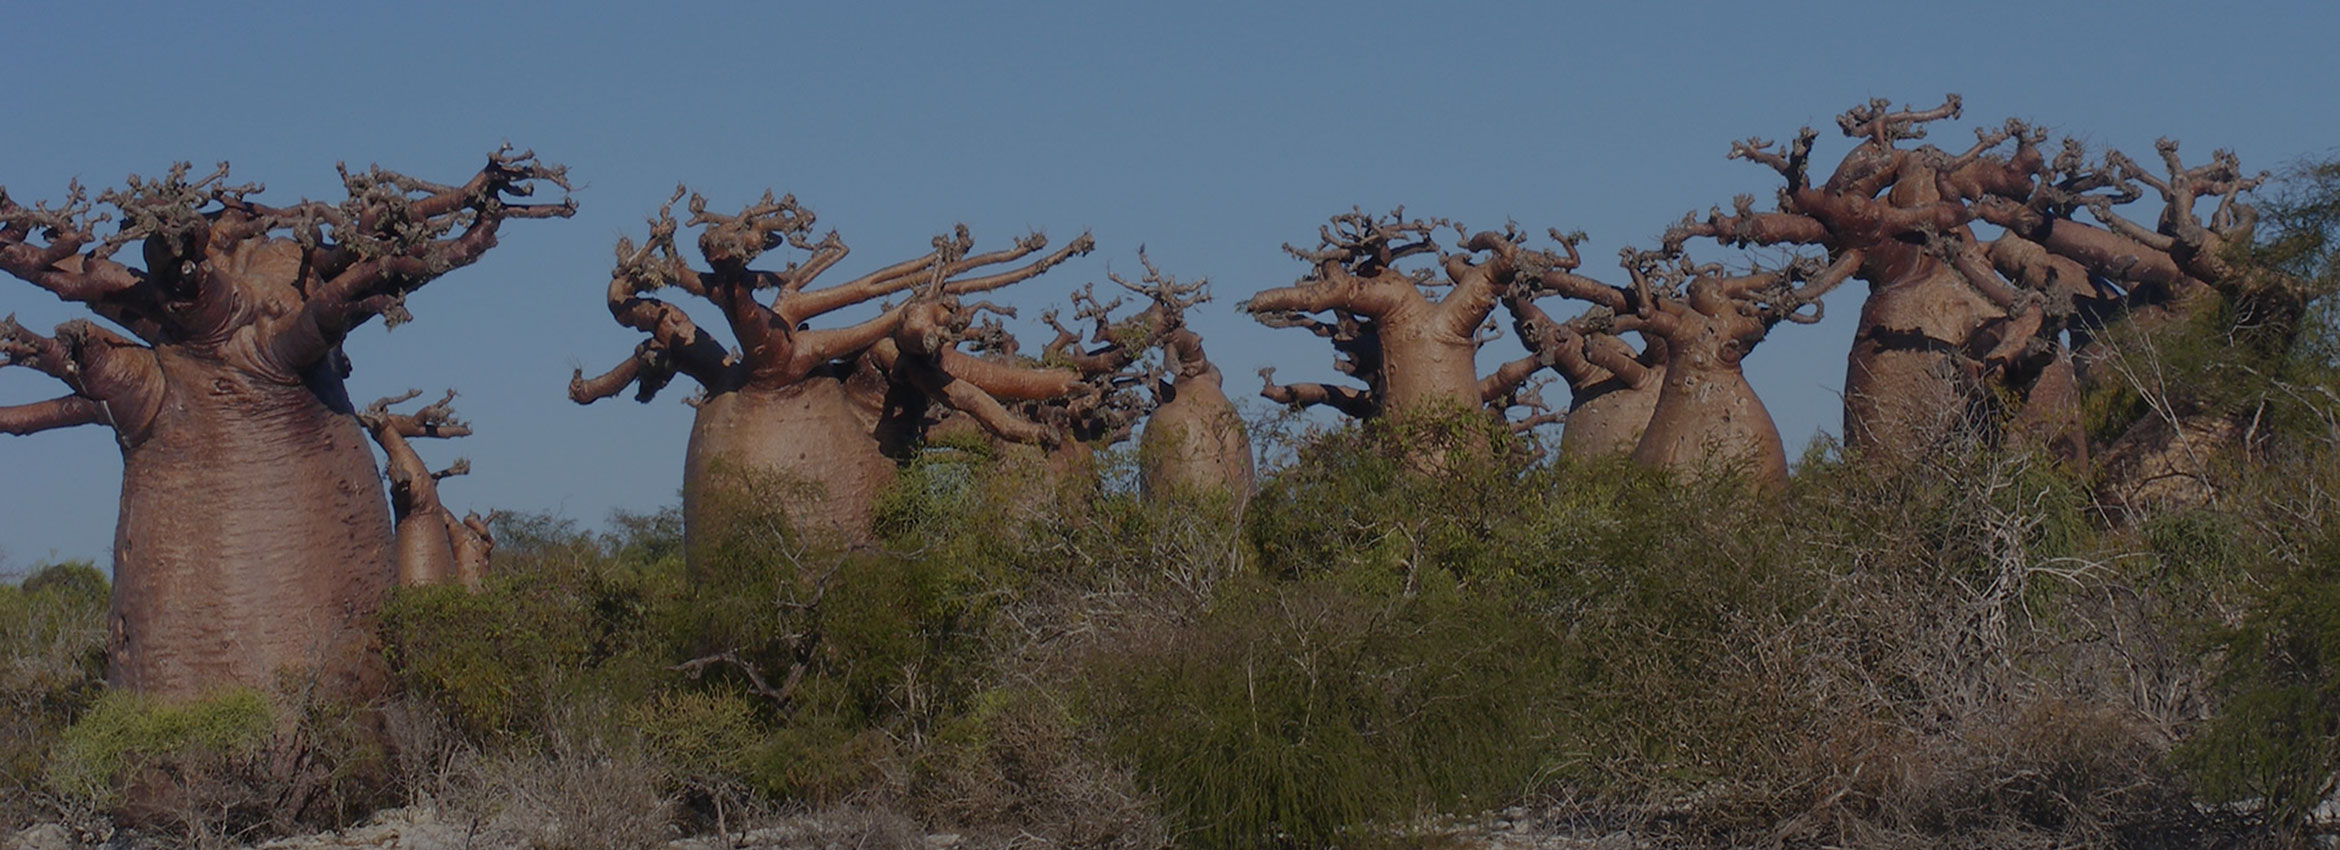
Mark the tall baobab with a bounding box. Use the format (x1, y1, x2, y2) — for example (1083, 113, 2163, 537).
(569, 189, 1093, 548)
(357, 390, 494, 590)
(1675, 95, 2053, 456)
(1245, 209, 1551, 436)
(0, 149, 571, 697)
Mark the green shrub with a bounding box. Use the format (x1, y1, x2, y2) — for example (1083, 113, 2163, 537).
(45, 688, 272, 804)
(0, 561, 110, 821)
(380, 510, 685, 745)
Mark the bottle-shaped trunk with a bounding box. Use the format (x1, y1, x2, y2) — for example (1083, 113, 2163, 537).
(1842, 263, 2004, 456)
(109, 349, 394, 699)
(1377, 324, 1484, 415)
(1557, 369, 1665, 459)
(683, 379, 895, 554)
(393, 513, 460, 588)
(1634, 347, 1786, 483)
(1139, 370, 1255, 505)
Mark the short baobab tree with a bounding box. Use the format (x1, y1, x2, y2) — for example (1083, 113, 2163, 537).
(1054, 253, 1260, 504)
(0, 150, 570, 698)
(1497, 235, 1669, 459)
(1676, 95, 2055, 456)
(357, 390, 495, 590)
(1524, 237, 1854, 483)
(569, 189, 1093, 549)
(1246, 209, 1554, 443)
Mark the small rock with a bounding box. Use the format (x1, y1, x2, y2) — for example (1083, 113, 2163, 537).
(925, 834, 961, 847)
(9, 824, 72, 850)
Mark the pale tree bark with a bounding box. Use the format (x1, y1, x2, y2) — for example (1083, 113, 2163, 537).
(0, 150, 570, 698)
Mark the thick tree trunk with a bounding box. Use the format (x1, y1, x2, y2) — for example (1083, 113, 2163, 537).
(683, 378, 894, 552)
(108, 350, 393, 699)
(393, 513, 459, 588)
(1842, 264, 2003, 456)
(1557, 370, 1664, 459)
(1634, 350, 1786, 484)
(2006, 348, 2086, 463)
(1139, 369, 1255, 504)
(1377, 321, 1482, 414)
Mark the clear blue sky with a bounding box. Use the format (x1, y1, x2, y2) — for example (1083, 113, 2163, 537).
(4, 1, 2336, 568)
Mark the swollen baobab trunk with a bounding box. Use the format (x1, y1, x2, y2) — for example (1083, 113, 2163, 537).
(0, 151, 571, 698)
(1523, 237, 1852, 484)
(1679, 96, 2057, 458)
(1246, 210, 1568, 460)
(571, 189, 1096, 551)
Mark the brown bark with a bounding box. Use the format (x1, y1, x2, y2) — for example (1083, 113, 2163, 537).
(1246, 209, 1533, 440)
(1, 151, 568, 699)
(1140, 327, 1255, 505)
(573, 188, 1097, 548)
(683, 380, 895, 551)
(109, 350, 391, 697)
(1974, 137, 2298, 506)
(359, 391, 494, 590)
(1527, 240, 1852, 484)
(1501, 241, 1669, 457)
(1683, 97, 2060, 459)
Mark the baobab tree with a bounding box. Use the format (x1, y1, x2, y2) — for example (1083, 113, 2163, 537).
(1975, 137, 2327, 505)
(357, 390, 494, 590)
(1523, 236, 1855, 483)
(569, 188, 1094, 548)
(1055, 252, 1261, 504)
(0, 149, 571, 698)
(1246, 209, 1551, 437)
(1497, 235, 1669, 459)
(1675, 95, 2055, 456)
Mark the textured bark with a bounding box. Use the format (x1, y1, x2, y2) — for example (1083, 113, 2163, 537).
(110, 351, 390, 697)
(2, 152, 568, 699)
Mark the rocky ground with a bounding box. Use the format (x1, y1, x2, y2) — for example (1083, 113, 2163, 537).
(8, 803, 1659, 850)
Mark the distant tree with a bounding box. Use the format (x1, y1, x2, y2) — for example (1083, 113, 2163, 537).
(0, 149, 570, 698)
(1069, 252, 1259, 506)
(356, 390, 495, 589)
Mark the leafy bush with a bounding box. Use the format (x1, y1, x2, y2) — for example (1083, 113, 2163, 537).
(45, 688, 274, 804)
(0, 561, 108, 825)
